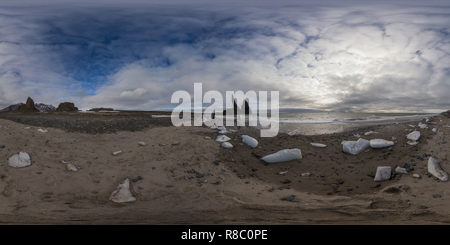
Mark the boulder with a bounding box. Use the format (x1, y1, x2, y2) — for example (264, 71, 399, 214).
(17, 97, 39, 112)
(55, 102, 79, 112)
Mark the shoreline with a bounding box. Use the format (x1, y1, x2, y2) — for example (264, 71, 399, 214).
(1, 112, 450, 224)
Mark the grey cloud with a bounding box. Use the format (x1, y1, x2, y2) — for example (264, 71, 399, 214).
(0, 1, 450, 113)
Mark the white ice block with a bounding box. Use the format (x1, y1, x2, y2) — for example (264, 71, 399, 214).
(261, 148, 302, 163)
(241, 135, 258, 148)
(8, 152, 31, 168)
(342, 138, 370, 155)
(374, 166, 391, 181)
(428, 157, 449, 181)
(370, 139, 394, 149)
(109, 178, 136, 203)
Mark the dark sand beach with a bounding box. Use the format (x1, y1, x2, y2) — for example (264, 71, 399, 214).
(1, 111, 450, 224)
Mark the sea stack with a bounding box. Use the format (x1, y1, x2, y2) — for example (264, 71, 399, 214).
(55, 102, 79, 112)
(17, 97, 39, 112)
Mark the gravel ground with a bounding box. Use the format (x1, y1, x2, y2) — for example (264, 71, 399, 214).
(0, 111, 173, 134)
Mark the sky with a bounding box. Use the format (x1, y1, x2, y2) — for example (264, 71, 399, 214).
(0, 0, 449, 113)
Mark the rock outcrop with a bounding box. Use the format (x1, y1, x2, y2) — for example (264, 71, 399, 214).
(55, 102, 79, 112)
(17, 97, 39, 112)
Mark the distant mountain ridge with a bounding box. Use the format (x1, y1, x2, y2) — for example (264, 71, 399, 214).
(0, 102, 56, 112)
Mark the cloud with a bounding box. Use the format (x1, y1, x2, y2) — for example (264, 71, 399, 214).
(120, 88, 148, 98)
(0, 1, 449, 113)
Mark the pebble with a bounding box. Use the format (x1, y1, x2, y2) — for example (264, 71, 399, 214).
(281, 195, 300, 202)
(433, 194, 442, 198)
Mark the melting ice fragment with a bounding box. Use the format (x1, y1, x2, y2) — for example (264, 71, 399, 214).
(261, 149, 302, 163)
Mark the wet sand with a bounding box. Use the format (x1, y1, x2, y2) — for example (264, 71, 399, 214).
(1, 112, 450, 224)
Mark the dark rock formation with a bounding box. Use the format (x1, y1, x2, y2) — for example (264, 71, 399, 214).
(222, 99, 251, 116)
(88, 107, 114, 111)
(212, 97, 252, 119)
(0, 103, 24, 113)
(441, 110, 450, 118)
(55, 102, 79, 112)
(17, 97, 39, 112)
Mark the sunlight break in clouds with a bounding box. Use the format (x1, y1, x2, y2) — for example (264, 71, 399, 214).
(0, 1, 449, 113)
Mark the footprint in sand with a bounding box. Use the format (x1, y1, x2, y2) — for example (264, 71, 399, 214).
(2, 180, 17, 197)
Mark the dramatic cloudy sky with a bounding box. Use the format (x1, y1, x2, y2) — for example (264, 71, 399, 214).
(0, 0, 449, 113)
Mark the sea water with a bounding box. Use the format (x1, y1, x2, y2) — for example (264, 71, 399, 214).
(277, 112, 437, 135)
(154, 111, 437, 136)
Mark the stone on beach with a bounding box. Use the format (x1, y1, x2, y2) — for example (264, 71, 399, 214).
(370, 139, 394, 149)
(138, 142, 147, 146)
(63, 160, 80, 172)
(427, 157, 449, 181)
(342, 138, 370, 155)
(109, 178, 136, 203)
(261, 148, 302, 163)
(374, 166, 392, 181)
(241, 135, 258, 148)
(8, 152, 31, 168)
(432, 128, 437, 132)
(311, 143, 326, 148)
(37, 129, 48, 133)
(216, 135, 231, 142)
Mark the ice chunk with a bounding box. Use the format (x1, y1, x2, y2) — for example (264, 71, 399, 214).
(218, 130, 229, 134)
(66, 162, 79, 172)
(138, 142, 147, 146)
(221, 142, 233, 149)
(432, 128, 437, 132)
(370, 139, 394, 148)
(364, 131, 375, 135)
(342, 138, 370, 155)
(37, 129, 48, 133)
(395, 166, 408, 174)
(241, 135, 258, 148)
(112, 150, 122, 156)
(216, 135, 231, 142)
(374, 166, 392, 181)
(406, 131, 420, 145)
(427, 157, 449, 181)
(418, 122, 428, 129)
(8, 152, 31, 168)
(261, 149, 302, 163)
(109, 178, 136, 203)
(311, 143, 326, 148)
